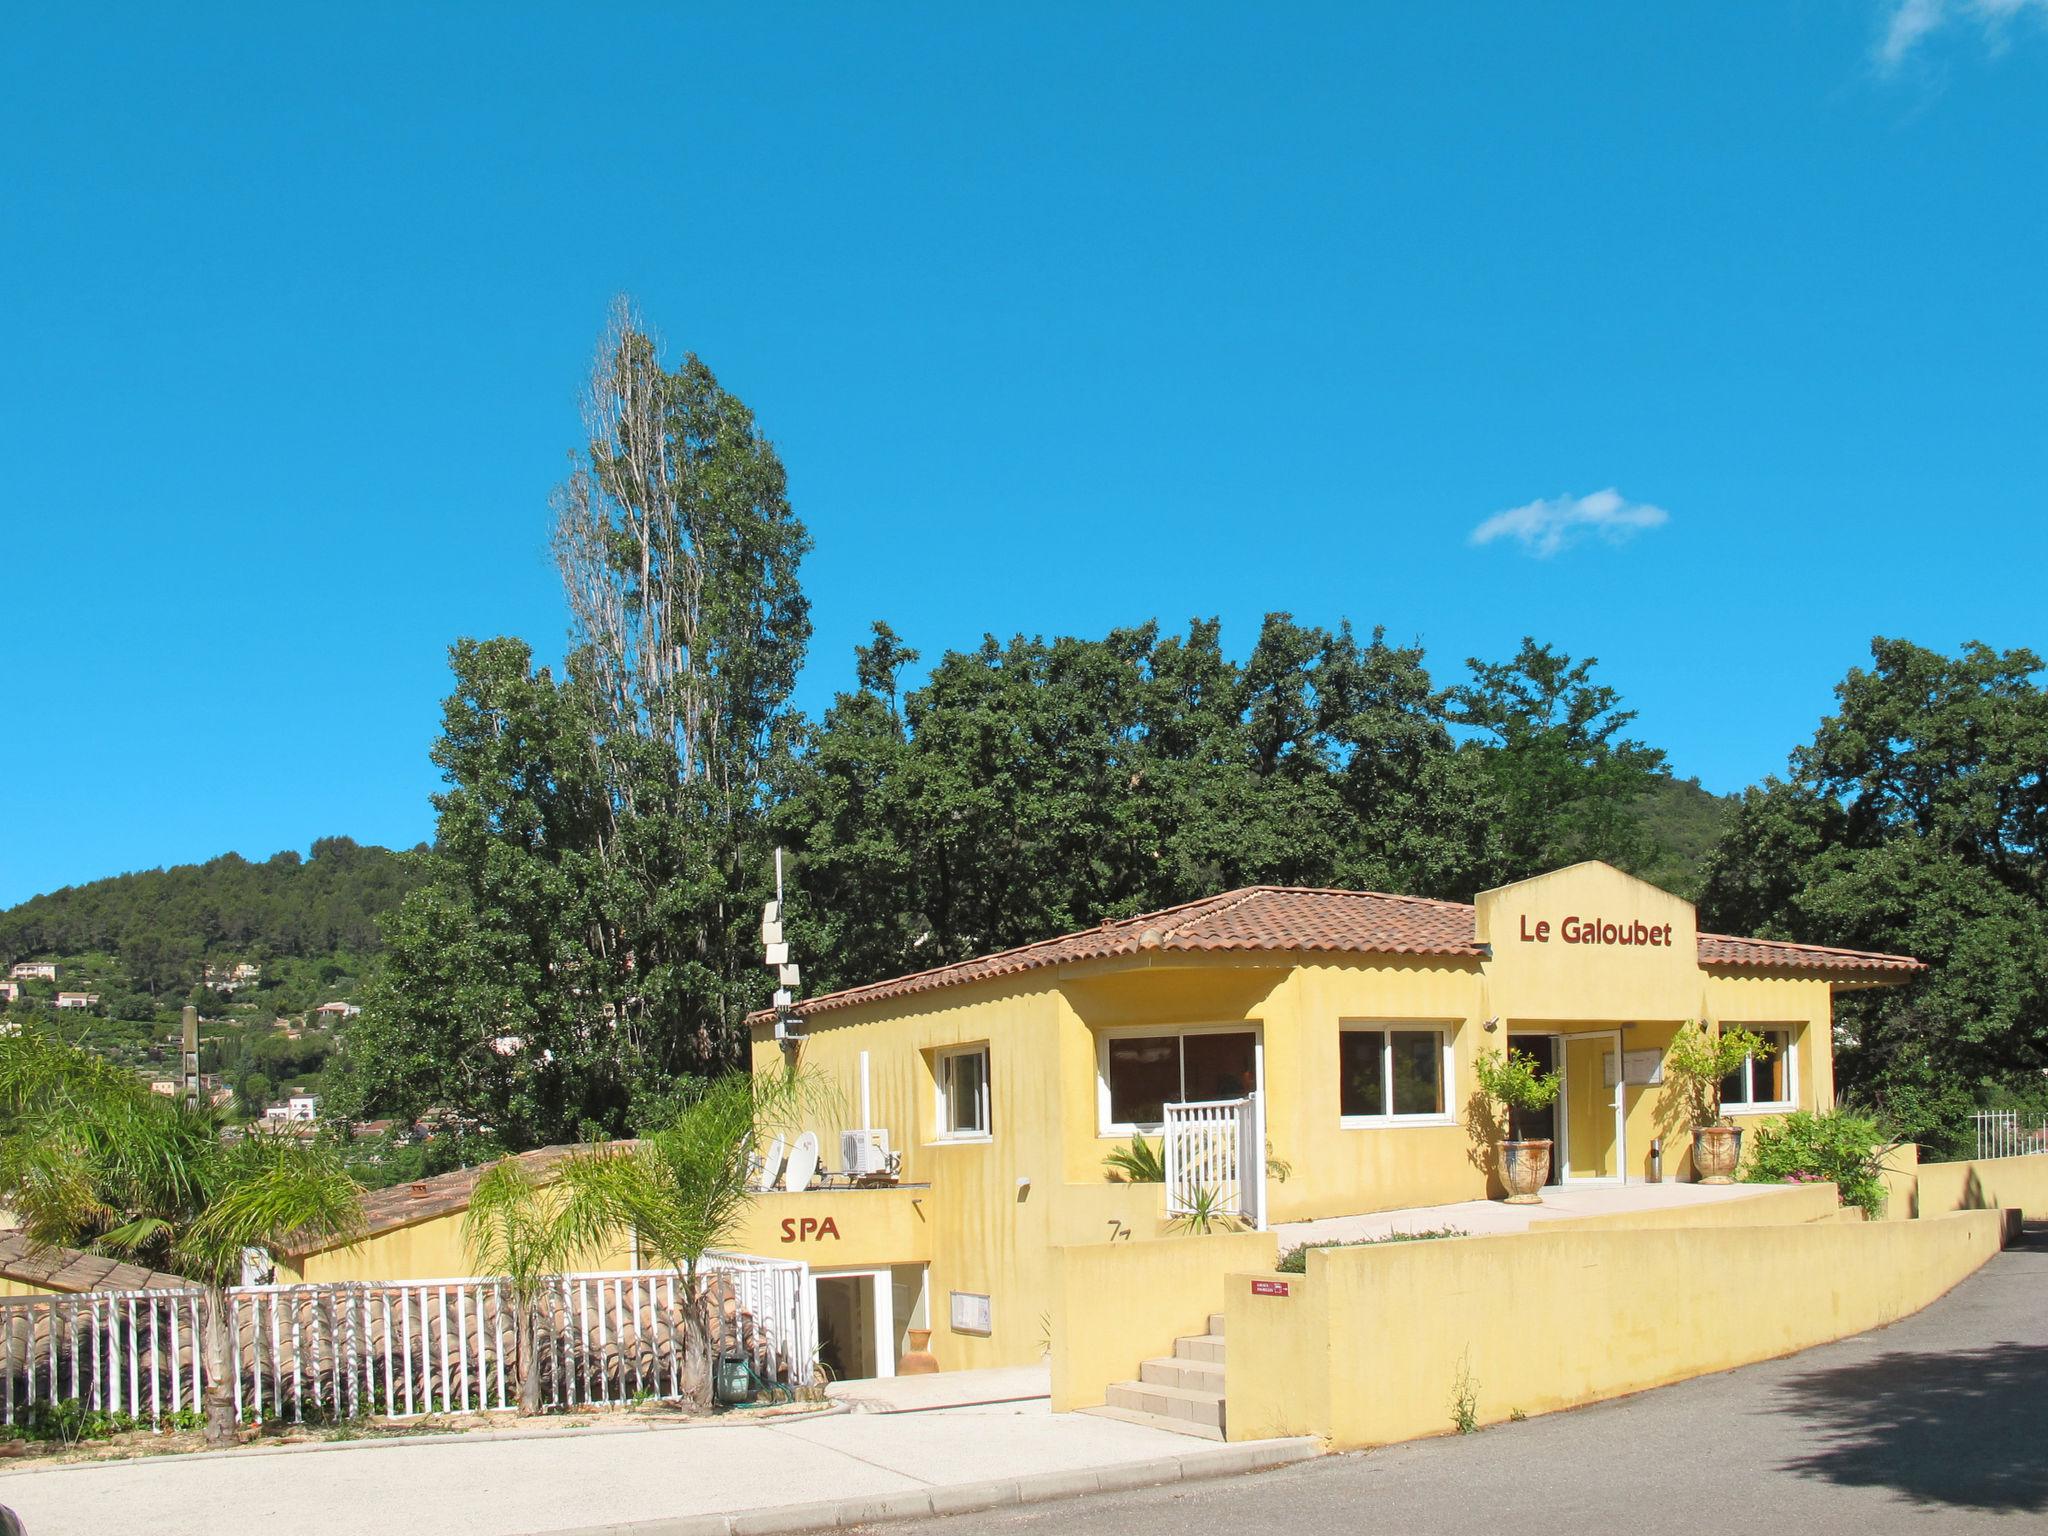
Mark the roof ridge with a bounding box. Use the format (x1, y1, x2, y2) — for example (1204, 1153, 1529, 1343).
(1152, 887, 1272, 942)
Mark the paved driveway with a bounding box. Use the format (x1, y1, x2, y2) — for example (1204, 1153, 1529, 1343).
(871, 1230, 2048, 1536)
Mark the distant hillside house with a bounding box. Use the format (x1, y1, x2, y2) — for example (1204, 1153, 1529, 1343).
(263, 1093, 319, 1123)
(54, 992, 99, 1010)
(312, 1001, 362, 1020)
(8, 962, 56, 981)
(0, 982, 18, 1003)
(204, 961, 263, 990)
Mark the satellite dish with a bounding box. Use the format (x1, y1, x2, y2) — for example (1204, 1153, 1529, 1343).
(783, 1131, 819, 1192)
(757, 1135, 788, 1192)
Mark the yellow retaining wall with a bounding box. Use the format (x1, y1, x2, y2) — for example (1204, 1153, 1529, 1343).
(1050, 1229, 1276, 1413)
(1913, 1153, 2048, 1222)
(1226, 1208, 2007, 1448)
(282, 1209, 634, 1285)
(1879, 1142, 1922, 1219)
(1535, 1181, 1841, 1232)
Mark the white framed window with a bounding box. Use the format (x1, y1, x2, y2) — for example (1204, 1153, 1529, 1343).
(934, 1044, 991, 1140)
(1721, 1027, 1796, 1113)
(1338, 1024, 1454, 1125)
(1096, 1024, 1260, 1135)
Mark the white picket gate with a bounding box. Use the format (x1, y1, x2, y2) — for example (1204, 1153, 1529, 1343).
(0, 1253, 813, 1428)
(1162, 1091, 1266, 1230)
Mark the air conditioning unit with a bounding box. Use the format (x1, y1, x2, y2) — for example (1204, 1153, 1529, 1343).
(841, 1128, 891, 1176)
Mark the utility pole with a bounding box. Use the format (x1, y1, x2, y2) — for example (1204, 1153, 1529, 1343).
(181, 1004, 201, 1112)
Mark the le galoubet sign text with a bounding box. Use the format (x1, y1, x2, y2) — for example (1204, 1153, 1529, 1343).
(1517, 914, 1675, 948)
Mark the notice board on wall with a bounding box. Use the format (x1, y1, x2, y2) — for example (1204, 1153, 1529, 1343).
(950, 1291, 992, 1336)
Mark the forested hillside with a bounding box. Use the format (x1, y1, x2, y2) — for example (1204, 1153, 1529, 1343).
(0, 837, 425, 1013)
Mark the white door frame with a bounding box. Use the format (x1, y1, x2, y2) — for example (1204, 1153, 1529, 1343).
(811, 1267, 896, 1380)
(1559, 1029, 1627, 1185)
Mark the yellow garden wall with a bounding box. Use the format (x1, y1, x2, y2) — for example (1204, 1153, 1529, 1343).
(1535, 1179, 1840, 1232)
(281, 1209, 633, 1285)
(1225, 1207, 2007, 1448)
(1050, 1229, 1276, 1413)
(1913, 1153, 2048, 1222)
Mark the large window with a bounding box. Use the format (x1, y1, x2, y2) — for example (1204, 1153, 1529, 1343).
(935, 1044, 991, 1139)
(1099, 1029, 1257, 1132)
(1721, 1028, 1794, 1111)
(1339, 1025, 1450, 1122)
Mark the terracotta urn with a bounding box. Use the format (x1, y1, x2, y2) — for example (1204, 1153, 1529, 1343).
(898, 1328, 940, 1375)
(1500, 1139, 1552, 1204)
(1692, 1123, 1742, 1184)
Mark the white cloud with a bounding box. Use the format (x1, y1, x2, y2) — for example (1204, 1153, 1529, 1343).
(1879, 0, 2048, 69)
(1467, 488, 1670, 559)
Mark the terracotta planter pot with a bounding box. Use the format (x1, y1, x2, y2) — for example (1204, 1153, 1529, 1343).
(1500, 1139, 1552, 1204)
(1692, 1123, 1743, 1184)
(898, 1328, 940, 1375)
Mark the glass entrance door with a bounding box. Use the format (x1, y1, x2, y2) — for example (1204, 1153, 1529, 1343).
(1563, 1032, 1623, 1181)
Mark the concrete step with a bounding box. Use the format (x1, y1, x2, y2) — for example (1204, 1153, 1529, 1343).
(1105, 1378, 1226, 1431)
(1207, 1312, 1226, 1337)
(1173, 1333, 1227, 1365)
(1140, 1355, 1225, 1393)
(1076, 1402, 1226, 1441)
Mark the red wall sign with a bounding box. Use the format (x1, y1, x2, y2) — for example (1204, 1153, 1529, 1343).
(1251, 1279, 1290, 1296)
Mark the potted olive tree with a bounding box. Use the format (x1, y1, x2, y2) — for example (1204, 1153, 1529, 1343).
(1666, 1021, 1772, 1183)
(1473, 1046, 1563, 1204)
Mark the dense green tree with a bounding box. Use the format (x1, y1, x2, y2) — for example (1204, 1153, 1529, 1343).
(337, 303, 814, 1140)
(1447, 637, 1669, 880)
(1698, 638, 2048, 1151)
(780, 615, 1515, 996)
(329, 638, 639, 1144)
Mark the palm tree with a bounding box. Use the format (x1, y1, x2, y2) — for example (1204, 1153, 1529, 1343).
(554, 1070, 814, 1409)
(462, 1157, 604, 1414)
(0, 1026, 363, 1447)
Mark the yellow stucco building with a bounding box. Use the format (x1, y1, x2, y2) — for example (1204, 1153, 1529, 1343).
(738, 861, 1921, 1377)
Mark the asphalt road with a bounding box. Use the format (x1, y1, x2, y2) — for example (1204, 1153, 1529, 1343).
(867, 1230, 2048, 1536)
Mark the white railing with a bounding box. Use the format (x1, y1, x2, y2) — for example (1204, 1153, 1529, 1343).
(0, 1254, 813, 1428)
(1163, 1091, 1265, 1230)
(1974, 1111, 2048, 1162)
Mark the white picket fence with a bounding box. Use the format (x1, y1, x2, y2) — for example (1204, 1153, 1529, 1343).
(1162, 1091, 1266, 1230)
(1974, 1111, 2048, 1162)
(0, 1253, 813, 1428)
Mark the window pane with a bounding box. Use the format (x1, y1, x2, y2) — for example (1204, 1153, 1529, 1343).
(1390, 1032, 1444, 1116)
(1340, 1030, 1386, 1117)
(1183, 1032, 1257, 1101)
(1754, 1033, 1788, 1103)
(948, 1051, 987, 1135)
(1721, 1063, 1749, 1108)
(1107, 1036, 1180, 1126)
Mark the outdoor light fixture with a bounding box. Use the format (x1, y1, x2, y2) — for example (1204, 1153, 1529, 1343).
(1483, 1017, 1500, 1033)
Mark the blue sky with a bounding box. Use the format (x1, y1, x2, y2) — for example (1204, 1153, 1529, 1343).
(3, 3, 2045, 909)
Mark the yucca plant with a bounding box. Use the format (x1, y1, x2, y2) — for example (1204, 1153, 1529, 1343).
(1167, 1184, 1244, 1235)
(1102, 1133, 1165, 1182)
(0, 1025, 363, 1447)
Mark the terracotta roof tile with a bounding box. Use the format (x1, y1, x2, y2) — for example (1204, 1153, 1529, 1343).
(0, 1231, 190, 1292)
(754, 885, 1923, 1024)
(1696, 933, 1927, 974)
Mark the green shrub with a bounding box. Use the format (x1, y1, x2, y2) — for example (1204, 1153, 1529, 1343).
(1276, 1225, 1468, 1273)
(1102, 1133, 1164, 1183)
(1742, 1108, 1894, 1218)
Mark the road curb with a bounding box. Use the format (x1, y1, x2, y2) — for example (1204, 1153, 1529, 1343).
(532, 1437, 1324, 1536)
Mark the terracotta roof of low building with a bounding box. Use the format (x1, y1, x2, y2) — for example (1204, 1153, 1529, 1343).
(280, 1142, 634, 1259)
(0, 1232, 191, 1293)
(752, 884, 1924, 1025)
